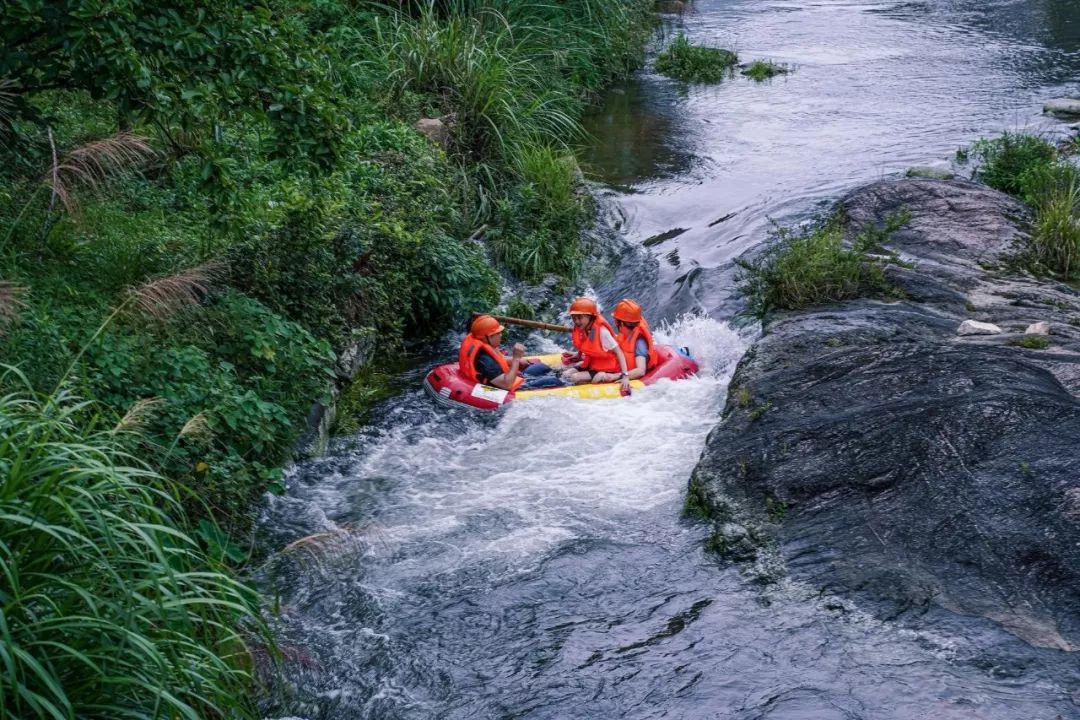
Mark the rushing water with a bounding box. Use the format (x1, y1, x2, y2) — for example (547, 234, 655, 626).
(261, 1, 1080, 717)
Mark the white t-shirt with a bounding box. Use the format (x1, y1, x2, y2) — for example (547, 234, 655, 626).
(598, 327, 618, 351)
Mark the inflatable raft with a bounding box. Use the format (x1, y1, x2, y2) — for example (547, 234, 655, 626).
(424, 345, 699, 411)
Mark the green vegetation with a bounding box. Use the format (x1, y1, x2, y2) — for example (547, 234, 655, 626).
(962, 132, 1080, 278)
(968, 132, 1056, 197)
(0, 0, 657, 713)
(741, 60, 790, 81)
(1008, 334, 1051, 349)
(656, 34, 738, 82)
(747, 400, 772, 421)
(683, 482, 712, 520)
(765, 495, 788, 523)
(735, 211, 910, 318)
(0, 378, 264, 719)
(1019, 163, 1080, 277)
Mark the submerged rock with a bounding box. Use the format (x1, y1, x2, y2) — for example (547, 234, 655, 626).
(1044, 98, 1080, 117)
(692, 178, 1080, 650)
(905, 165, 954, 180)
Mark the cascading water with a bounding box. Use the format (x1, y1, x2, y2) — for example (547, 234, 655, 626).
(261, 0, 1080, 716)
(259, 315, 1079, 719)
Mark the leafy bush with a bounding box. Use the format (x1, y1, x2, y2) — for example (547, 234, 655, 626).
(736, 212, 909, 318)
(2, 0, 344, 169)
(0, 378, 264, 719)
(968, 132, 1057, 197)
(1009, 334, 1051, 349)
(742, 60, 790, 81)
(656, 34, 738, 83)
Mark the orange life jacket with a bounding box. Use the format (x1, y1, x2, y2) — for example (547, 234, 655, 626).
(459, 335, 525, 390)
(617, 321, 659, 371)
(571, 317, 621, 373)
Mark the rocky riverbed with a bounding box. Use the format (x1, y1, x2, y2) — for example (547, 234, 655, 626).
(690, 178, 1080, 653)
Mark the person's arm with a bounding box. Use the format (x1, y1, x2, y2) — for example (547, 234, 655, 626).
(490, 343, 525, 390)
(614, 346, 630, 394)
(627, 338, 648, 380)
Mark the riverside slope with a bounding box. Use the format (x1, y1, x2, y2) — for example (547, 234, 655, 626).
(690, 178, 1080, 652)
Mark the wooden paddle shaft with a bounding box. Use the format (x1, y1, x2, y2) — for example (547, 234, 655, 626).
(473, 312, 571, 333)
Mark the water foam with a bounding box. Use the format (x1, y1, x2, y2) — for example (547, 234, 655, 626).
(332, 316, 748, 571)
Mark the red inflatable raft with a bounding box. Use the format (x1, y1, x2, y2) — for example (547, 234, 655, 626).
(424, 345, 699, 411)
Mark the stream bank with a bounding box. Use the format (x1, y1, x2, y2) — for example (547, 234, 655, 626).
(691, 177, 1080, 654)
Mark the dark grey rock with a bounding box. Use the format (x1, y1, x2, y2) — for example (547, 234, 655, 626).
(692, 178, 1080, 650)
(293, 388, 336, 461)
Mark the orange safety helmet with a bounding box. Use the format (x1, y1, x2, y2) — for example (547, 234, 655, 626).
(612, 299, 643, 324)
(569, 297, 599, 316)
(470, 314, 505, 339)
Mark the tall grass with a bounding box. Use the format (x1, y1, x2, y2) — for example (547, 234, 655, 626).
(0, 372, 265, 719)
(963, 132, 1080, 278)
(1023, 163, 1080, 277)
(368, 0, 652, 280)
(373, 3, 580, 168)
(736, 212, 908, 318)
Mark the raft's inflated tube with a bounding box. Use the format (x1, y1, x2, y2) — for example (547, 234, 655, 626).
(423, 345, 699, 412)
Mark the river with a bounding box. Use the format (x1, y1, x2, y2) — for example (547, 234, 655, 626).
(259, 1, 1080, 717)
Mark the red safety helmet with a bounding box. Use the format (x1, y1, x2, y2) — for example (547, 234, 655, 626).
(470, 314, 505, 339)
(612, 299, 643, 324)
(569, 297, 599, 316)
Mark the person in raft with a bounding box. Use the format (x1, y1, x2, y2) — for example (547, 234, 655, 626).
(612, 298, 658, 380)
(562, 297, 632, 395)
(459, 314, 562, 391)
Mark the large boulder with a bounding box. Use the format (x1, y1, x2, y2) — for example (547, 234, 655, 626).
(690, 178, 1080, 650)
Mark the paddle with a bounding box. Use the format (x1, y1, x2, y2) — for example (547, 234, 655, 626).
(472, 312, 572, 333)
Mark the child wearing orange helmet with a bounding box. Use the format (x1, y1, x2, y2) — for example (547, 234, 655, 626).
(611, 299, 658, 380)
(563, 297, 631, 394)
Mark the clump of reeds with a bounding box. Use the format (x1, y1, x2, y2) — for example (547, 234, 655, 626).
(129, 260, 222, 319)
(961, 132, 1080, 278)
(967, 131, 1056, 197)
(47, 132, 155, 215)
(1023, 163, 1080, 277)
(0, 380, 265, 718)
(655, 33, 738, 83)
(741, 59, 791, 82)
(736, 212, 909, 318)
(374, 3, 579, 169)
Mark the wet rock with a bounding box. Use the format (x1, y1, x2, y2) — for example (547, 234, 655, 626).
(905, 165, 954, 180)
(1026, 321, 1051, 336)
(1044, 98, 1080, 117)
(692, 178, 1080, 649)
(294, 388, 336, 461)
(336, 328, 376, 382)
(957, 319, 1002, 335)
